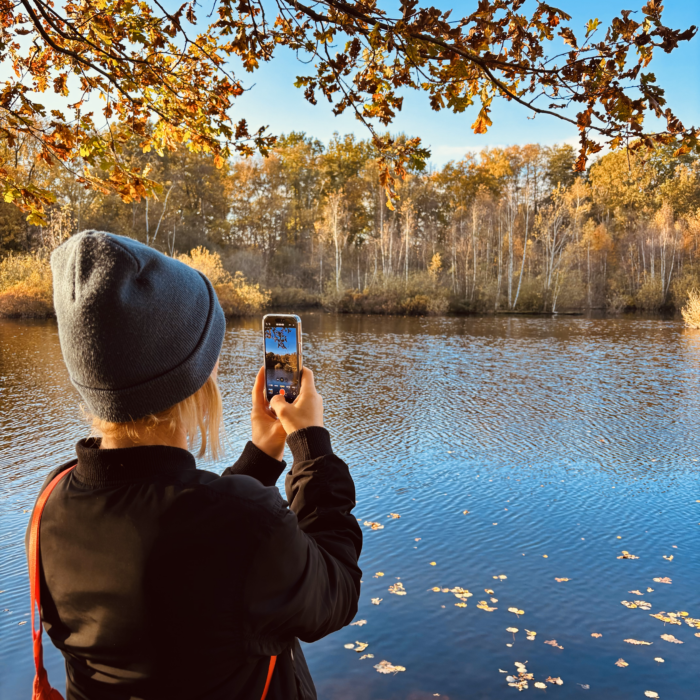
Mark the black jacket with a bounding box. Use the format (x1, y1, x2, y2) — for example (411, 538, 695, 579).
(26, 427, 362, 700)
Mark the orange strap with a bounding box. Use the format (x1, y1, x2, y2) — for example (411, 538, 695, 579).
(29, 464, 76, 700)
(260, 655, 277, 700)
(29, 464, 277, 700)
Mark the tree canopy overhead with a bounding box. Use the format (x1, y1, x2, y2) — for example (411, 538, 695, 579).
(1, 0, 698, 223)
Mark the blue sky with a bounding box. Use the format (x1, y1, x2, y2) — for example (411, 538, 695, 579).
(229, 1, 700, 166)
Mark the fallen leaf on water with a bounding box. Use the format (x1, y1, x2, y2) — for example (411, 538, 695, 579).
(653, 577, 672, 584)
(388, 582, 406, 596)
(359, 654, 374, 660)
(18, 621, 27, 626)
(555, 577, 570, 582)
(525, 629, 537, 637)
(415, 538, 421, 541)
(371, 598, 382, 605)
(463, 510, 470, 514)
(660, 634, 683, 644)
(455, 602, 468, 608)
(350, 620, 367, 626)
(684, 616, 700, 629)
(374, 572, 384, 578)
(477, 601, 497, 612)
(644, 692, 659, 699)
(662, 555, 673, 561)
(654, 657, 664, 663)
(363, 521, 384, 530)
(354, 641, 368, 652)
(508, 607, 525, 616)
(647, 587, 654, 592)
(545, 677, 564, 685)
(621, 601, 638, 609)
(591, 633, 602, 638)
(544, 639, 564, 649)
(650, 612, 681, 625)
(485, 588, 495, 595)
(389, 513, 400, 519)
(617, 550, 639, 559)
(695, 633, 700, 638)
(506, 627, 519, 634)
(615, 658, 629, 668)
(493, 523, 498, 526)
(344, 643, 355, 649)
(493, 575, 507, 580)
(430, 562, 437, 566)
(491, 597, 499, 603)
(578, 684, 590, 690)
(374, 660, 406, 674)
(624, 639, 652, 645)
(635, 600, 652, 611)
(534, 682, 547, 689)
(542, 555, 548, 558)
(629, 590, 643, 595)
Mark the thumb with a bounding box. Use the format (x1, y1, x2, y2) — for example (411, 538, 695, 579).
(269, 394, 289, 416)
(299, 367, 316, 396)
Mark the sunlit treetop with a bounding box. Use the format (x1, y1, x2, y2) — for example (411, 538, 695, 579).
(1, 0, 697, 222)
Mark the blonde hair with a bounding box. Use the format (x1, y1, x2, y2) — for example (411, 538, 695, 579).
(90, 375, 224, 460)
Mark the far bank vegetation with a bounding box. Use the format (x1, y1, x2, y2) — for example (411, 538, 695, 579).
(2, 134, 700, 319)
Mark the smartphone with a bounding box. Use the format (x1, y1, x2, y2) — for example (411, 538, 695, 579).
(263, 314, 303, 403)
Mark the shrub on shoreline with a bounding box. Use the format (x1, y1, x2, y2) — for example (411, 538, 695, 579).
(323, 275, 450, 316)
(0, 253, 53, 318)
(681, 289, 700, 328)
(177, 247, 269, 316)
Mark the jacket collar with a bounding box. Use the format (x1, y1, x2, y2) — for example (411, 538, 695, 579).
(75, 437, 196, 486)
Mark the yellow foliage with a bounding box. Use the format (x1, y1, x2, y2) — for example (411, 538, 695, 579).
(0, 253, 53, 318)
(681, 289, 700, 328)
(176, 246, 233, 286)
(176, 247, 269, 316)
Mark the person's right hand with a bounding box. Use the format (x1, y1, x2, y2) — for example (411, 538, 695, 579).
(270, 367, 324, 434)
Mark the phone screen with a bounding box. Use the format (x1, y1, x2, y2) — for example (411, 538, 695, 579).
(264, 315, 302, 403)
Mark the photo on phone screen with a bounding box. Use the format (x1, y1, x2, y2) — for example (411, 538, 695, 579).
(263, 314, 302, 403)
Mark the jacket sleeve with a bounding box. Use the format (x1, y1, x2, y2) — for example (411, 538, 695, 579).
(243, 427, 363, 651)
(221, 441, 286, 487)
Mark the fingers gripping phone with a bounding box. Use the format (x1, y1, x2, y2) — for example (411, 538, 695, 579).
(263, 314, 303, 403)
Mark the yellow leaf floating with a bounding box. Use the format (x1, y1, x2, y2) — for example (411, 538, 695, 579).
(615, 658, 629, 667)
(624, 639, 653, 645)
(389, 513, 400, 519)
(544, 639, 564, 649)
(508, 607, 525, 616)
(350, 619, 367, 626)
(555, 577, 570, 582)
(534, 682, 547, 689)
(344, 643, 355, 649)
(591, 633, 602, 638)
(371, 598, 382, 605)
(545, 677, 564, 685)
(374, 572, 385, 578)
(650, 612, 681, 625)
(354, 641, 368, 652)
(653, 577, 672, 584)
(629, 590, 643, 595)
(617, 550, 639, 559)
(506, 627, 519, 633)
(363, 521, 384, 530)
(660, 634, 683, 644)
(493, 574, 507, 580)
(463, 510, 470, 514)
(485, 589, 495, 595)
(477, 600, 497, 612)
(359, 653, 374, 660)
(663, 555, 673, 561)
(431, 587, 441, 592)
(621, 600, 638, 609)
(388, 582, 406, 596)
(430, 562, 437, 566)
(654, 657, 664, 663)
(374, 660, 406, 674)
(644, 692, 659, 699)
(455, 602, 468, 608)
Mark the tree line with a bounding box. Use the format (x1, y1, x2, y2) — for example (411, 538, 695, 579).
(2, 132, 699, 314)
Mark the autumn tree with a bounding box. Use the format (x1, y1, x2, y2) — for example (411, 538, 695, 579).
(1, 0, 697, 226)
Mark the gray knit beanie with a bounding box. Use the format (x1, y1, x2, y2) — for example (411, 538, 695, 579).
(51, 231, 226, 422)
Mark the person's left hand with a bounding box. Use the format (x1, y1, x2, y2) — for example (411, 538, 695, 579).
(251, 366, 287, 461)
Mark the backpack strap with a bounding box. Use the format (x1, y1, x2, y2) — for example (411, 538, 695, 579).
(29, 464, 76, 700)
(260, 655, 277, 700)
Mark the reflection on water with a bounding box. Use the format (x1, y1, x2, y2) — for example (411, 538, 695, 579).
(2, 315, 700, 699)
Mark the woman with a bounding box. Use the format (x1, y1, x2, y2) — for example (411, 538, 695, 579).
(28, 231, 363, 700)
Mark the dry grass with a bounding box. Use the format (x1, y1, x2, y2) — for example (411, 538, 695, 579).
(681, 289, 700, 328)
(0, 253, 54, 318)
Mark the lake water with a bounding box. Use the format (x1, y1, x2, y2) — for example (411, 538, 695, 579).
(2, 315, 700, 699)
